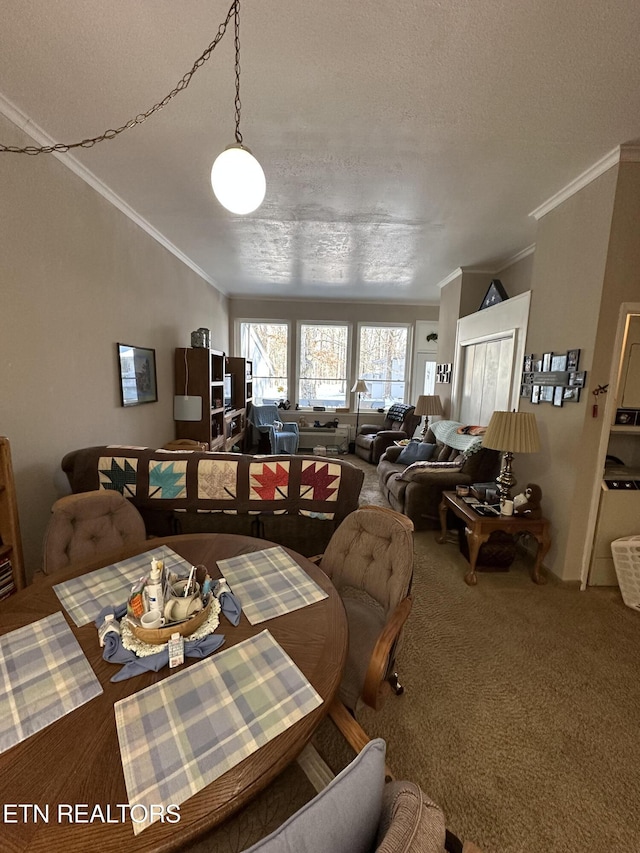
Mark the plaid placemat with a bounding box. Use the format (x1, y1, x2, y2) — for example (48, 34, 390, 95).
(53, 545, 193, 627)
(115, 629, 323, 834)
(215, 545, 328, 624)
(0, 612, 103, 755)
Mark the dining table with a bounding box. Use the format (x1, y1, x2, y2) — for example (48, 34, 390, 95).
(0, 533, 348, 853)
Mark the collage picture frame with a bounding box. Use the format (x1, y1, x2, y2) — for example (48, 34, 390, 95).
(522, 349, 585, 408)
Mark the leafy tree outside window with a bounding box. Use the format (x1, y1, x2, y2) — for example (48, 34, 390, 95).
(357, 325, 409, 409)
(298, 323, 350, 408)
(239, 322, 288, 404)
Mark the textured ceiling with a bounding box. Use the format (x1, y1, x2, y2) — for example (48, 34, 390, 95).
(1, 0, 640, 303)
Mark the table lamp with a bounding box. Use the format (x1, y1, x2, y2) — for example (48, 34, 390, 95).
(482, 410, 540, 503)
(414, 394, 443, 438)
(351, 379, 369, 439)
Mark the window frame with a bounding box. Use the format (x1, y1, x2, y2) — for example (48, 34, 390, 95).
(296, 320, 352, 410)
(355, 321, 413, 409)
(235, 318, 291, 405)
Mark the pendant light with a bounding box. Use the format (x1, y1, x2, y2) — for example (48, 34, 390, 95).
(210, 0, 265, 215)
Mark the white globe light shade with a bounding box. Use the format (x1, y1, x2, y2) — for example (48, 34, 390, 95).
(210, 144, 266, 215)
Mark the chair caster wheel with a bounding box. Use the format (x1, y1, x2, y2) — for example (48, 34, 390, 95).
(388, 672, 404, 695)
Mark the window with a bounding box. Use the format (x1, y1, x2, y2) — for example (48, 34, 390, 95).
(298, 323, 350, 408)
(357, 325, 410, 409)
(239, 322, 289, 405)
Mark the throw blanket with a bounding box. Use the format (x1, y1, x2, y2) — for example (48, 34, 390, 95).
(387, 403, 414, 423)
(430, 420, 484, 454)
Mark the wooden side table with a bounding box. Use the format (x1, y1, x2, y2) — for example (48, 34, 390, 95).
(437, 491, 551, 586)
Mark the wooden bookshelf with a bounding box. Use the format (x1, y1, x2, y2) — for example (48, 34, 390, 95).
(174, 348, 226, 450)
(174, 349, 252, 452)
(0, 437, 26, 597)
(224, 356, 252, 451)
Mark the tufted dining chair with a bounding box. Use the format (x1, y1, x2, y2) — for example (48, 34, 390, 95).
(239, 738, 481, 853)
(42, 490, 147, 575)
(314, 505, 414, 722)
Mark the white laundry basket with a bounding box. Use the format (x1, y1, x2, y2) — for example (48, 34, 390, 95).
(610, 535, 640, 611)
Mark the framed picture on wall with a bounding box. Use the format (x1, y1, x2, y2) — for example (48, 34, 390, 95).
(117, 343, 158, 407)
(563, 386, 581, 403)
(553, 386, 564, 407)
(566, 348, 580, 371)
(531, 385, 541, 404)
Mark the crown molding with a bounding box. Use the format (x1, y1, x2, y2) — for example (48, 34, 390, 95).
(529, 144, 640, 221)
(619, 144, 640, 163)
(0, 91, 224, 294)
(495, 244, 536, 272)
(436, 268, 463, 289)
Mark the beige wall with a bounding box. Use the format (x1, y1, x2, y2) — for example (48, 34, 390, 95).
(228, 296, 438, 331)
(498, 251, 535, 297)
(564, 164, 640, 579)
(0, 115, 228, 578)
(433, 273, 462, 417)
(515, 167, 619, 580)
(459, 272, 495, 318)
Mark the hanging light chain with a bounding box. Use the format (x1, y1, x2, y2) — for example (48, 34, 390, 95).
(233, 0, 243, 145)
(0, 0, 239, 155)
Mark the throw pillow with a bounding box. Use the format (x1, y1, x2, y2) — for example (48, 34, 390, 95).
(242, 738, 386, 853)
(397, 442, 436, 465)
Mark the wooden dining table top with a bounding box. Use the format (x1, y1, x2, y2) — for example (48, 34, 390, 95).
(0, 533, 348, 853)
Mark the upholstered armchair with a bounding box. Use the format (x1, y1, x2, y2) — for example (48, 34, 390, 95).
(42, 490, 147, 575)
(248, 404, 300, 454)
(355, 404, 420, 464)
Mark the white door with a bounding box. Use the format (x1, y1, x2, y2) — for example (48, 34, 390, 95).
(458, 335, 515, 425)
(413, 352, 437, 398)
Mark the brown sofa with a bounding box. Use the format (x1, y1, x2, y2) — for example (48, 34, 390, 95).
(61, 446, 364, 557)
(377, 421, 500, 530)
(355, 404, 421, 464)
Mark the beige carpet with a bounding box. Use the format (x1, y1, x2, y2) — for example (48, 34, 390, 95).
(187, 454, 640, 852)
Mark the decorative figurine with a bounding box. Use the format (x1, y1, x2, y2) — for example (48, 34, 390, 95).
(513, 483, 543, 518)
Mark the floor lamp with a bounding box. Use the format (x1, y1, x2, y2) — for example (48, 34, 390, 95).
(351, 379, 369, 449)
(414, 394, 443, 439)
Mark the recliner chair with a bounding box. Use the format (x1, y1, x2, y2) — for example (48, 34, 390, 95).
(354, 404, 420, 464)
(247, 404, 300, 454)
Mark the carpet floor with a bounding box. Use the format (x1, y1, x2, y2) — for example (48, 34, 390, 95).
(186, 454, 640, 852)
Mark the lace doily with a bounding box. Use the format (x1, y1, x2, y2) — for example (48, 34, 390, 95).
(121, 597, 221, 658)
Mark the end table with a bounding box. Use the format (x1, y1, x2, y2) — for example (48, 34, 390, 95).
(437, 491, 551, 586)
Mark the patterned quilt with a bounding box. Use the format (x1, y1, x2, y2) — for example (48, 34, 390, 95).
(62, 446, 364, 524)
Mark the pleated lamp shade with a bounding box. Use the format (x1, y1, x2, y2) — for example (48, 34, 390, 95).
(414, 395, 444, 418)
(483, 411, 540, 453)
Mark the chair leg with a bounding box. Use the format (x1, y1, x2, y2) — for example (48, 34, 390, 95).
(387, 671, 404, 696)
(328, 699, 395, 782)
